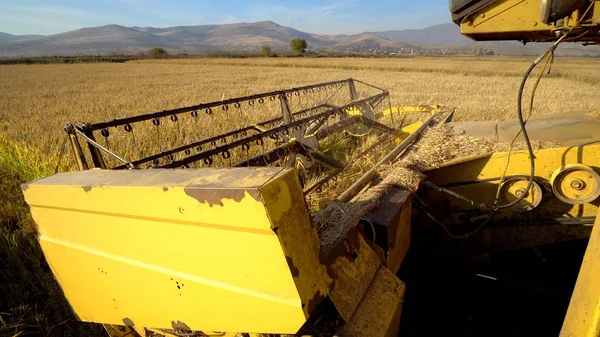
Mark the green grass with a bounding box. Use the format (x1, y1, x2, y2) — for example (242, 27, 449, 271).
(0, 136, 105, 337)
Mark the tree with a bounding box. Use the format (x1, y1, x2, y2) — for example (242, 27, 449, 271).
(290, 38, 307, 54)
(148, 47, 169, 59)
(261, 45, 272, 57)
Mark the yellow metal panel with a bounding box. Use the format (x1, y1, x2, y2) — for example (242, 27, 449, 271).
(259, 170, 333, 317)
(425, 144, 600, 219)
(460, 0, 554, 35)
(376, 105, 441, 119)
(22, 168, 309, 334)
(456, 0, 600, 41)
(560, 211, 600, 337)
(427, 143, 600, 185)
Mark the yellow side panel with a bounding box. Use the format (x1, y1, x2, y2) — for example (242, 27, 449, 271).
(427, 144, 600, 185)
(259, 170, 333, 317)
(560, 211, 600, 337)
(425, 144, 600, 218)
(22, 168, 308, 334)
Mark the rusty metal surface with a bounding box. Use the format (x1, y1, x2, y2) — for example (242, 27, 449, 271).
(338, 266, 406, 337)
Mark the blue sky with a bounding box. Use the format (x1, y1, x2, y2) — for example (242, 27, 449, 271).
(0, 0, 452, 35)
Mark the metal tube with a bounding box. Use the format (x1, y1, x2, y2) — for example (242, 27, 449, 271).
(82, 124, 106, 169)
(74, 128, 134, 168)
(336, 112, 439, 203)
(68, 133, 89, 171)
(348, 79, 358, 101)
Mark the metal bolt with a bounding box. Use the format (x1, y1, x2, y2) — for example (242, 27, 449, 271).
(515, 188, 526, 198)
(570, 179, 585, 190)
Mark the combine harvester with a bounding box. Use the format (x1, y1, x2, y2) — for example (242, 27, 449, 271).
(21, 0, 600, 336)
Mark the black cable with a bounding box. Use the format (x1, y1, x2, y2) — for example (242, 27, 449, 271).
(493, 45, 559, 209)
(414, 194, 495, 239)
(423, 46, 559, 211)
(493, 58, 538, 209)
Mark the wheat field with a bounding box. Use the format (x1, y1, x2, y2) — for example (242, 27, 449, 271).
(2, 56, 600, 163)
(1, 56, 600, 336)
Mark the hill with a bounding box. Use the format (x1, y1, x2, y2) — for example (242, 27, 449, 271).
(0, 32, 44, 44)
(0, 21, 598, 57)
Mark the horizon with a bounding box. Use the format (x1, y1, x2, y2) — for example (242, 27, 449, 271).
(0, 0, 452, 36)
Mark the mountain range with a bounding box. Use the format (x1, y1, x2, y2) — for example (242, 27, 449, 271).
(0, 21, 598, 57)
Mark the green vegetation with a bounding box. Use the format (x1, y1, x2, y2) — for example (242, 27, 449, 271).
(0, 55, 132, 65)
(0, 136, 105, 336)
(147, 47, 169, 59)
(290, 38, 307, 54)
(261, 45, 272, 57)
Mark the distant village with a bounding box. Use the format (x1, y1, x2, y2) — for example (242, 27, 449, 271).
(334, 45, 494, 56)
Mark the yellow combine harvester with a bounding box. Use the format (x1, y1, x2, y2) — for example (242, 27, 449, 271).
(21, 0, 600, 336)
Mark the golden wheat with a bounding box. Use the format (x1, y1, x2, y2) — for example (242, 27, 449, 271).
(0, 56, 599, 167)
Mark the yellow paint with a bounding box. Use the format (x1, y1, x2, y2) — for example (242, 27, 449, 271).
(398, 121, 423, 137)
(550, 164, 600, 204)
(22, 168, 311, 334)
(457, 0, 600, 40)
(425, 143, 600, 218)
(259, 170, 333, 318)
(346, 104, 439, 119)
(499, 177, 543, 210)
(377, 105, 441, 119)
(427, 143, 600, 185)
(461, 0, 553, 33)
(560, 210, 600, 337)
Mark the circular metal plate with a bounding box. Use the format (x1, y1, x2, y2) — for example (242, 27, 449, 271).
(551, 164, 600, 204)
(499, 176, 543, 211)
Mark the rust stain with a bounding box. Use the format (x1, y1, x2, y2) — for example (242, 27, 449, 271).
(285, 256, 300, 277)
(306, 290, 327, 315)
(171, 320, 192, 331)
(320, 228, 361, 265)
(122, 318, 135, 327)
(162, 186, 169, 192)
(183, 187, 260, 207)
(262, 170, 334, 317)
(82, 185, 92, 192)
